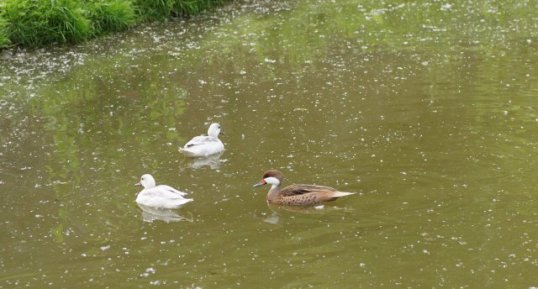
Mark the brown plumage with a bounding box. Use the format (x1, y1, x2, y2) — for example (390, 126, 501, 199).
(253, 170, 356, 206)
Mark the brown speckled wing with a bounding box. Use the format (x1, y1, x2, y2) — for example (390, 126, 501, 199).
(280, 184, 337, 196)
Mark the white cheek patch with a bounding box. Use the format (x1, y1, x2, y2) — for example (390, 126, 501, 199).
(264, 177, 280, 186)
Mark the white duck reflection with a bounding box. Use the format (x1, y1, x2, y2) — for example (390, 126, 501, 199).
(189, 152, 224, 170)
(137, 204, 193, 223)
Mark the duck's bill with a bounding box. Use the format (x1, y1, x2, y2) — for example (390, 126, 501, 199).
(135, 182, 141, 186)
(253, 180, 266, 187)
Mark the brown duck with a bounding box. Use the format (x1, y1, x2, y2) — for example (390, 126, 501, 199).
(253, 170, 356, 206)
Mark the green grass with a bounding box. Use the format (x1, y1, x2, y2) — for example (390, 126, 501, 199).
(171, 0, 223, 17)
(86, 0, 136, 34)
(133, 0, 223, 21)
(0, 0, 225, 49)
(0, 15, 9, 48)
(2, 0, 91, 47)
(133, 0, 175, 21)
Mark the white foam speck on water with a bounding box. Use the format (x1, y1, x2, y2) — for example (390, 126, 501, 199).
(140, 267, 156, 278)
(440, 3, 453, 11)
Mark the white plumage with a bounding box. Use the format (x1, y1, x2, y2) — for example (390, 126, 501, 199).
(135, 174, 193, 209)
(179, 123, 224, 157)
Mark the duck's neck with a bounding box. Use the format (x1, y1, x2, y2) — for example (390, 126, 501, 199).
(266, 184, 281, 202)
(144, 180, 156, 189)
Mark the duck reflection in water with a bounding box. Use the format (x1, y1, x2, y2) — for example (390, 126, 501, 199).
(188, 152, 225, 170)
(262, 204, 356, 225)
(137, 204, 193, 223)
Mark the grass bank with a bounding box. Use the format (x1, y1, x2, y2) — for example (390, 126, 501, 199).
(0, 0, 224, 49)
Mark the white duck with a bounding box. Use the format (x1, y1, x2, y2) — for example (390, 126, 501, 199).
(179, 123, 224, 157)
(135, 174, 193, 209)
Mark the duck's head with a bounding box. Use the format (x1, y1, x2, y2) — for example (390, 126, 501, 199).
(136, 174, 156, 189)
(207, 123, 221, 138)
(253, 170, 284, 187)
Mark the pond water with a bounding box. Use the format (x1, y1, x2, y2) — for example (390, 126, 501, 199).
(1, 0, 537, 288)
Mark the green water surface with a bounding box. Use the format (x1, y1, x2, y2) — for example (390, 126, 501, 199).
(1, 0, 537, 288)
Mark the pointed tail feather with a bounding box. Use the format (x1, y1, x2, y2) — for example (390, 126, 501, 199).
(179, 147, 197, 157)
(333, 191, 357, 198)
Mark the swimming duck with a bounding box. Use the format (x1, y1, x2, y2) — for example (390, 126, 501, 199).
(253, 170, 356, 206)
(179, 123, 224, 157)
(135, 174, 193, 209)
